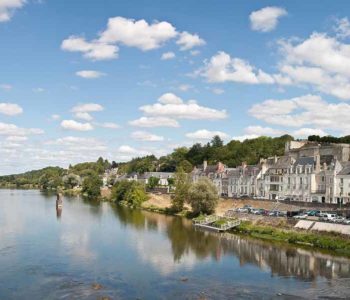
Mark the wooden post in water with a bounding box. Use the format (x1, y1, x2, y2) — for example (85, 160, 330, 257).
(56, 193, 63, 208)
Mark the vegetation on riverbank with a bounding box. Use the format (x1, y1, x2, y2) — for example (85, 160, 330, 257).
(234, 221, 350, 257)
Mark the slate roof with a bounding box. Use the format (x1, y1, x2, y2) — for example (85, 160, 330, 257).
(294, 156, 314, 166)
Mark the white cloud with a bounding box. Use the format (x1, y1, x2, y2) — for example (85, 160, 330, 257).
(334, 17, 350, 39)
(158, 92, 183, 104)
(292, 128, 328, 137)
(244, 125, 284, 136)
(0, 103, 23, 116)
(161, 51, 175, 60)
(96, 122, 120, 129)
(74, 112, 93, 121)
(249, 94, 350, 134)
(186, 129, 229, 140)
(140, 93, 227, 120)
(278, 32, 350, 99)
(46, 136, 107, 151)
(6, 135, 28, 142)
(61, 36, 118, 60)
(212, 88, 224, 95)
(0, 122, 43, 136)
(60, 120, 93, 131)
(71, 103, 104, 113)
(178, 84, 192, 92)
(117, 145, 138, 154)
(62, 16, 204, 60)
(190, 50, 200, 56)
(176, 31, 205, 50)
(0, 84, 12, 90)
(51, 114, 61, 120)
(199, 51, 274, 84)
(129, 116, 180, 128)
(76, 70, 106, 79)
(99, 17, 177, 50)
(131, 131, 164, 142)
(250, 6, 287, 32)
(0, 0, 26, 22)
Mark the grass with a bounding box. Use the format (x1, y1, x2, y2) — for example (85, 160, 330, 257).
(234, 221, 350, 257)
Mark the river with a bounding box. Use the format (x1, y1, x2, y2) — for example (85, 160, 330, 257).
(0, 189, 350, 299)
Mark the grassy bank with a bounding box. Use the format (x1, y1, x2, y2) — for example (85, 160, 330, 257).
(233, 221, 350, 257)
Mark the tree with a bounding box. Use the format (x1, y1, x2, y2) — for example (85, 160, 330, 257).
(63, 173, 81, 189)
(82, 173, 102, 199)
(188, 177, 219, 215)
(111, 161, 118, 169)
(211, 135, 224, 148)
(147, 176, 160, 189)
(111, 180, 147, 207)
(177, 160, 193, 173)
(171, 168, 191, 212)
(167, 177, 175, 186)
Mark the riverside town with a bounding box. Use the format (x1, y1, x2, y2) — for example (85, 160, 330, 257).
(1, 1, 350, 299)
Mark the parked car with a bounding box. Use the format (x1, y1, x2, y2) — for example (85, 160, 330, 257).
(307, 210, 321, 217)
(236, 207, 249, 213)
(294, 213, 308, 219)
(333, 216, 346, 223)
(343, 219, 350, 225)
(325, 213, 338, 222)
(250, 208, 260, 214)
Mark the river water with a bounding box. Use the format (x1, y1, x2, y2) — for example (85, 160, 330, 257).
(0, 189, 350, 299)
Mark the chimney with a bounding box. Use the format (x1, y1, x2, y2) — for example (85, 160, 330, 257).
(315, 154, 320, 172)
(203, 160, 208, 171)
(274, 155, 278, 164)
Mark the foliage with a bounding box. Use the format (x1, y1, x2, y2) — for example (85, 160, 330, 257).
(188, 177, 219, 215)
(81, 173, 102, 199)
(111, 180, 147, 207)
(308, 135, 350, 144)
(62, 173, 81, 189)
(147, 176, 160, 189)
(167, 177, 175, 186)
(171, 168, 191, 212)
(0, 166, 65, 189)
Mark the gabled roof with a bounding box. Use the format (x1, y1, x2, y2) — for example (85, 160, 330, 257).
(294, 156, 314, 166)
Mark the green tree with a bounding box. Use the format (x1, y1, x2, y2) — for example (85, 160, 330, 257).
(111, 180, 147, 207)
(211, 135, 224, 148)
(82, 173, 102, 199)
(63, 173, 81, 189)
(188, 177, 218, 215)
(171, 168, 191, 212)
(177, 159, 193, 173)
(147, 176, 160, 189)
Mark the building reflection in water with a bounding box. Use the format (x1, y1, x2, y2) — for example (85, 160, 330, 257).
(112, 205, 350, 282)
(56, 206, 62, 219)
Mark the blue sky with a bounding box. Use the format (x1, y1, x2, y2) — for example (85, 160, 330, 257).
(1, 0, 350, 174)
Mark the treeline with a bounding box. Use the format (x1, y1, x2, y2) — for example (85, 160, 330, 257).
(0, 157, 114, 191)
(308, 135, 350, 144)
(118, 134, 294, 174)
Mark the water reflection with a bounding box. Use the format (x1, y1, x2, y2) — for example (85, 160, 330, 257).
(113, 205, 350, 282)
(56, 206, 62, 219)
(1, 189, 350, 299)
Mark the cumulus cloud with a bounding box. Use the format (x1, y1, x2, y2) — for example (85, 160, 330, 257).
(129, 116, 180, 128)
(292, 128, 328, 137)
(0, 103, 23, 116)
(71, 103, 104, 113)
(334, 17, 350, 39)
(61, 16, 205, 60)
(140, 93, 227, 120)
(6, 135, 28, 142)
(46, 136, 107, 151)
(176, 31, 206, 50)
(51, 114, 61, 120)
(0, 122, 43, 136)
(74, 112, 93, 121)
(0, 0, 26, 22)
(244, 125, 284, 136)
(198, 51, 274, 84)
(161, 51, 175, 60)
(186, 129, 229, 140)
(131, 131, 164, 142)
(76, 70, 106, 79)
(60, 120, 93, 131)
(278, 32, 350, 99)
(249, 94, 350, 134)
(250, 6, 287, 32)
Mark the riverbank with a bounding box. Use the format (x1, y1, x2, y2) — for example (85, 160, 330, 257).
(141, 193, 350, 257)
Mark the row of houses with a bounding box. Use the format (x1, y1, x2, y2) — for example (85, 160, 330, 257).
(191, 141, 350, 205)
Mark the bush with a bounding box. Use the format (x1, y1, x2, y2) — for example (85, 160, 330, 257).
(81, 173, 102, 199)
(188, 177, 218, 215)
(112, 180, 148, 207)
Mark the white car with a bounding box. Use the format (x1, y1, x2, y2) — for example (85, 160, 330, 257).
(343, 219, 350, 225)
(293, 214, 308, 219)
(333, 216, 345, 223)
(325, 213, 338, 222)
